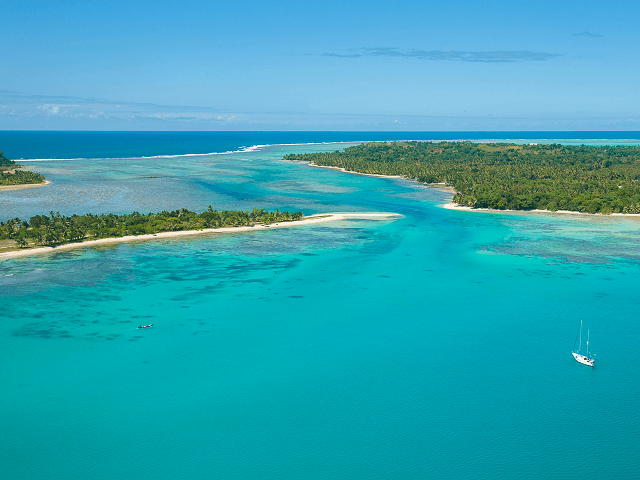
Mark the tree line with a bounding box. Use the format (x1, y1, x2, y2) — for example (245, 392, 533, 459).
(0, 151, 14, 168)
(0, 151, 46, 186)
(1, 207, 304, 249)
(284, 141, 640, 214)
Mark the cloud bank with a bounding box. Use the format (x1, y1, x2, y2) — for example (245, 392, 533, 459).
(319, 47, 561, 63)
(0, 90, 240, 129)
(1, 90, 638, 131)
(572, 31, 603, 38)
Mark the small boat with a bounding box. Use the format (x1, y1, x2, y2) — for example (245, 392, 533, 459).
(572, 320, 594, 366)
(138, 324, 153, 329)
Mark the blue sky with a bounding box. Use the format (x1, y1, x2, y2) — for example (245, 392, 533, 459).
(1, 0, 638, 130)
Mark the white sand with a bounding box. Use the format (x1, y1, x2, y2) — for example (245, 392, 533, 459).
(305, 161, 639, 218)
(442, 202, 640, 218)
(306, 163, 456, 192)
(301, 160, 640, 217)
(0, 212, 401, 261)
(308, 163, 406, 179)
(0, 180, 51, 191)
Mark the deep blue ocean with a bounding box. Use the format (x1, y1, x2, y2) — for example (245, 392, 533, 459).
(1, 132, 640, 479)
(1, 130, 640, 160)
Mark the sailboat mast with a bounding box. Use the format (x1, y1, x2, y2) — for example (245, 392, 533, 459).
(579, 320, 583, 352)
(587, 329, 590, 356)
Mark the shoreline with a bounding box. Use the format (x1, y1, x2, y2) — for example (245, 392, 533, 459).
(306, 162, 639, 218)
(17, 141, 364, 162)
(15, 137, 640, 162)
(0, 180, 51, 191)
(306, 163, 457, 193)
(0, 212, 401, 261)
(309, 163, 406, 180)
(441, 202, 640, 218)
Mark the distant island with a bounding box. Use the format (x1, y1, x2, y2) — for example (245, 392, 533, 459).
(0, 151, 47, 188)
(284, 141, 640, 214)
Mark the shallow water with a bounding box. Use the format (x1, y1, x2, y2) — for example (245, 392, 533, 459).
(1, 141, 640, 479)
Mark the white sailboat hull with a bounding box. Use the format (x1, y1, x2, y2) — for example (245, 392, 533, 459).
(572, 352, 594, 366)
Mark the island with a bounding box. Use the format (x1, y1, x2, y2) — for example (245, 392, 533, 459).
(284, 141, 640, 214)
(0, 208, 400, 260)
(0, 151, 48, 189)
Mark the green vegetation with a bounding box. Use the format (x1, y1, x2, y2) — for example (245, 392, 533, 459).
(0, 207, 304, 249)
(284, 141, 640, 214)
(0, 151, 15, 168)
(0, 169, 46, 186)
(0, 151, 46, 187)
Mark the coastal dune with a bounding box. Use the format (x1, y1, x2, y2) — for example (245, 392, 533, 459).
(0, 212, 400, 261)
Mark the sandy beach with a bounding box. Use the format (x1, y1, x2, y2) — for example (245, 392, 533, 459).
(307, 163, 457, 192)
(308, 163, 407, 180)
(442, 202, 640, 218)
(312, 163, 640, 218)
(0, 180, 51, 191)
(307, 163, 640, 217)
(301, 158, 640, 218)
(0, 212, 401, 261)
(309, 163, 640, 218)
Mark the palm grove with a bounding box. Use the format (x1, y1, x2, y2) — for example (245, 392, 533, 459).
(0, 151, 46, 186)
(284, 141, 640, 214)
(1, 208, 304, 249)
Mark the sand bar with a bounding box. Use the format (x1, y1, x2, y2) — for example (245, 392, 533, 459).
(0, 212, 401, 261)
(0, 180, 52, 191)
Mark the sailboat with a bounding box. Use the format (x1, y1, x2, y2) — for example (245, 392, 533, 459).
(572, 320, 594, 367)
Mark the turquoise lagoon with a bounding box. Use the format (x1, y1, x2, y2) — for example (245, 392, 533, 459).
(1, 142, 640, 479)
